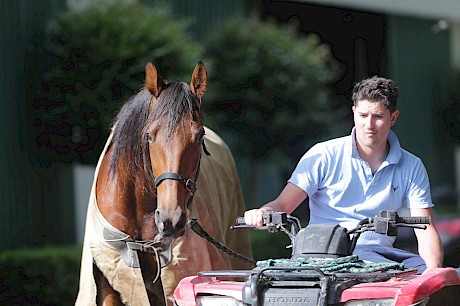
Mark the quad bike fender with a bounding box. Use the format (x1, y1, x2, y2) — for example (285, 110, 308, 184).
(340, 268, 460, 305)
(174, 276, 244, 306)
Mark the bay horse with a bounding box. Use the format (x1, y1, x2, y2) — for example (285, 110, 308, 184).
(75, 61, 252, 306)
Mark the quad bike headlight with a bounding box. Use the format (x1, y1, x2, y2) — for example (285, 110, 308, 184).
(344, 298, 395, 306)
(196, 295, 244, 306)
(344, 296, 429, 306)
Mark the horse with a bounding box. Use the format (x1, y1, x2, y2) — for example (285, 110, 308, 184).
(75, 61, 252, 306)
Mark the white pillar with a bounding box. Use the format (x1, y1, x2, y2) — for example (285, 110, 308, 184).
(450, 22, 460, 69)
(73, 164, 95, 244)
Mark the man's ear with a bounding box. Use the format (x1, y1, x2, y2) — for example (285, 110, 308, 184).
(391, 110, 400, 126)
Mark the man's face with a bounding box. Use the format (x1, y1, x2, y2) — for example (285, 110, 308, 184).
(352, 99, 399, 151)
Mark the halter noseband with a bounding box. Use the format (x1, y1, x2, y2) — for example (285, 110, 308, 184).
(154, 172, 197, 195)
(153, 158, 201, 208)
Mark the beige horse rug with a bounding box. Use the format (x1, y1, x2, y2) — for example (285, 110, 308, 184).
(75, 127, 252, 306)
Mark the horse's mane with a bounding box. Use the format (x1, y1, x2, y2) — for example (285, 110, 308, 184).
(109, 81, 200, 178)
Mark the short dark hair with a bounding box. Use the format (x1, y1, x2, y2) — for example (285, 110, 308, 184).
(352, 76, 399, 113)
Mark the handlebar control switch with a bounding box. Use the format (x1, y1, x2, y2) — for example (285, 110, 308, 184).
(374, 217, 397, 236)
(375, 211, 398, 236)
(263, 211, 287, 226)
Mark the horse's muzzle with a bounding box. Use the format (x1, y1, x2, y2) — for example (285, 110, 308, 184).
(154, 208, 187, 239)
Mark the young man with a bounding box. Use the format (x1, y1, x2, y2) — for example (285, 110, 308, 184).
(244, 76, 443, 273)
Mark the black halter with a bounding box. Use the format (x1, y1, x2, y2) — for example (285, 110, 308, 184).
(154, 156, 202, 207)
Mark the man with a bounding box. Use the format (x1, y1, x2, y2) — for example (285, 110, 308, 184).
(244, 76, 443, 273)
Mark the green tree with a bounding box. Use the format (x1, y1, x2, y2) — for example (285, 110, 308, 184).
(202, 17, 344, 203)
(33, 0, 202, 164)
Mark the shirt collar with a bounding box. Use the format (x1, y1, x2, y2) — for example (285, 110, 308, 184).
(350, 127, 401, 164)
(386, 129, 401, 164)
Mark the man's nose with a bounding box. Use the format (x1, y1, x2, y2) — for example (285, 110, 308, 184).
(365, 116, 375, 128)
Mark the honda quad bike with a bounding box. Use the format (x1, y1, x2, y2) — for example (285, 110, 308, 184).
(174, 210, 460, 306)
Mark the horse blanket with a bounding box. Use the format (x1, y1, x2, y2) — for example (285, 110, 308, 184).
(75, 127, 252, 305)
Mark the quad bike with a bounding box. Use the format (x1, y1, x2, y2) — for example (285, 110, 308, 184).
(174, 210, 460, 306)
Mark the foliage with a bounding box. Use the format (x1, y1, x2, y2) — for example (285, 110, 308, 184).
(202, 17, 344, 172)
(0, 245, 82, 306)
(34, 0, 202, 164)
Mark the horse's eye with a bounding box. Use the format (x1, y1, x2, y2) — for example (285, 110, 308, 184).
(197, 131, 205, 144)
(146, 132, 153, 143)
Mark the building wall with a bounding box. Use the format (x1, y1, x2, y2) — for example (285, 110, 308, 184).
(0, 0, 76, 251)
(301, 0, 460, 21)
(161, 0, 246, 38)
(387, 15, 454, 199)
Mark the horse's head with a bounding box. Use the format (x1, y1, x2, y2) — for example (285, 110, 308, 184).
(143, 61, 207, 242)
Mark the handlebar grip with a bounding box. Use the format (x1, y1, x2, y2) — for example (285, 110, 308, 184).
(234, 212, 287, 227)
(235, 216, 246, 225)
(399, 216, 431, 224)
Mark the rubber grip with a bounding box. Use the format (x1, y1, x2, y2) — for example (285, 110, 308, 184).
(400, 216, 431, 224)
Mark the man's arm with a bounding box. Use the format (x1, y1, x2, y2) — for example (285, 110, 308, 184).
(411, 207, 444, 272)
(244, 183, 307, 226)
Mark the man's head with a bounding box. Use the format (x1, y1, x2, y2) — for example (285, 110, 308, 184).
(351, 76, 400, 152)
(352, 76, 399, 114)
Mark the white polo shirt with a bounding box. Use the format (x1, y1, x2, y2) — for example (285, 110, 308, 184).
(288, 128, 433, 246)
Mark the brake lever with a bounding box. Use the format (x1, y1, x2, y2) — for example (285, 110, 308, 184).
(395, 223, 427, 230)
(230, 224, 280, 231)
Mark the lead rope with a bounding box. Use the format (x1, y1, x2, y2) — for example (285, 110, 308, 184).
(188, 219, 256, 267)
(151, 246, 161, 283)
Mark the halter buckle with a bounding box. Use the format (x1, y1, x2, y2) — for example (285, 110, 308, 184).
(185, 178, 197, 195)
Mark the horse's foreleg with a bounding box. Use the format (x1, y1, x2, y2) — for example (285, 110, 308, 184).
(138, 253, 166, 306)
(93, 263, 123, 306)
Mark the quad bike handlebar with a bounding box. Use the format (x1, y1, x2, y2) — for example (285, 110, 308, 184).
(347, 210, 430, 254)
(231, 210, 430, 247)
(233, 210, 429, 232)
(348, 210, 430, 235)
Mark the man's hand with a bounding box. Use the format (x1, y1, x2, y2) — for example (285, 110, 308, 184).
(244, 208, 268, 227)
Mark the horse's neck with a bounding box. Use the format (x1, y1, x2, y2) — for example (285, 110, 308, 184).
(96, 150, 158, 240)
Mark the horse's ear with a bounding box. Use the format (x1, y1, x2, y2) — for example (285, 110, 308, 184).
(190, 61, 207, 100)
(145, 62, 163, 98)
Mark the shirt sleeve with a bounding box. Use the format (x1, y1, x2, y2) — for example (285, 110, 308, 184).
(404, 156, 434, 209)
(288, 143, 326, 196)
